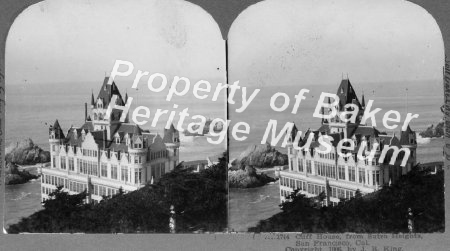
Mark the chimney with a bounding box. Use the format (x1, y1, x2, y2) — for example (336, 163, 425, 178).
(85, 103, 88, 122)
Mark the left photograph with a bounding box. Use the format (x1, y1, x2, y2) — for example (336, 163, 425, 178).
(5, 0, 227, 233)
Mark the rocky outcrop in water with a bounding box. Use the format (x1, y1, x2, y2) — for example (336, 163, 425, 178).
(228, 166, 276, 188)
(228, 143, 286, 188)
(420, 121, 444, 138)
(5, 138, 50, 165)
(232, 143, 288, 169)
(5, 162, 39, 185)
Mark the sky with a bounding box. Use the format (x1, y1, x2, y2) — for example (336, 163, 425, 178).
(6, 0, 444, 87)
(6, 0, 225, 85)
(228, 0, 445, 87)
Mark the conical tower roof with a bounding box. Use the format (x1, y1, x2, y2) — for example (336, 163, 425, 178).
(336, 79, 362, 111)
(96, 77, 125, 107)
(52, 119, 65, 139)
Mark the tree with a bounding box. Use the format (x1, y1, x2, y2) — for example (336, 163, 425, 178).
(8, 153, 229, 233)
(249, 164, 444, 233)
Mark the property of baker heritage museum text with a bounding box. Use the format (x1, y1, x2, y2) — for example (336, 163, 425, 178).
(4, 0, 444, 235)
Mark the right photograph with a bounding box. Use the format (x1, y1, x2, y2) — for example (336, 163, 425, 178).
(227, 0, 445, 233)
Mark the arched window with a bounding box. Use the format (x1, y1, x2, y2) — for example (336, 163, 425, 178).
(99, 113, 104, 120)
(94, 113, 98, 120)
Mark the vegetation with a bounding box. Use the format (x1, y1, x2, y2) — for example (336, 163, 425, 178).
(249, 165, 444, 233)
(7, 154, 227, 233)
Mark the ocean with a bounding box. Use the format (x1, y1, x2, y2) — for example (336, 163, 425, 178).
(4, 79, 445, 231)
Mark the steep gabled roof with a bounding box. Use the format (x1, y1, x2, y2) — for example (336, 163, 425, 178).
(64, 128, 83, 146)
(96, 77, 125, 107)
(163, 124, 178, 143)
(52, 120, 65, 139)
(354, 126, 380, 137)
(399, 125, 415, 145)
(379, 134, 401, 147)
(91, 92, 95, 106)
(317, 124, 330, 134)
(290, 123, 298, 141)
(336, 79, 362, 111)
(81, 121, 94, 131)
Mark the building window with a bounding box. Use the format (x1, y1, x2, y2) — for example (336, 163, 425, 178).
(68, 157, 74, 171)
(111, 165, 118, 180)
(338, 165, 345, 180)
(52, 145, 56, 151)
(134, 156, 142, 164)
(60, 156, 66, 170)
(135, 169, 142, 184)
(372, 170, 380, 186)
(348, 166, 356, 182)
(298, 159, 304, 172)
(338, 188, 345, 199)
(52, 157, 56, 168)
(121, 166, 128, 182)
(101, 163, 108, 177)
(306, 160, 312, 174)
(358, 168, 366, 184)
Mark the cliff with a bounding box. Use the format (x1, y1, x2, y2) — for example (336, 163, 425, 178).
(228, 143, 286, 188)
(232, 143, 288, 169)
(420, 121, 444, 138)
(228, 166, 276, 188)
(5, 138, 50, 165)
(5, 162, 39, 185)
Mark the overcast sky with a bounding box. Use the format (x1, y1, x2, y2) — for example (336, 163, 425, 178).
(6, 0, 445, 88)
(6, 0, 225, 85)
(228, 0, 445, 87)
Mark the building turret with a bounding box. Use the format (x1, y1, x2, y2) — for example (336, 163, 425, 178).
(336, 79, 362, 112)
(399, 125, 417, 171)
(49, 120, 65, 169)
(361, 93, 366, 109)
(91, 77, 126, 131)
(163, 124, 180, 170)
(91, 91, 95, 108)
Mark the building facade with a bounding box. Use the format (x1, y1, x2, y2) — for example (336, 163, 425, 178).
(279, 79, 417, 206)
(40, 77, 180, 203)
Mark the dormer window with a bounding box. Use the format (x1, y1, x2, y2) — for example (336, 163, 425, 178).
(115, 136, 120, 144)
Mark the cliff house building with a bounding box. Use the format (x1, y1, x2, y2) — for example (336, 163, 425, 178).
(40, 77, 180, 203)
(279, 79, 417, 206)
